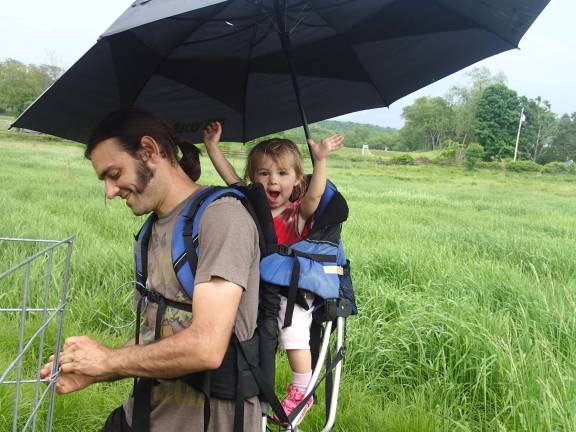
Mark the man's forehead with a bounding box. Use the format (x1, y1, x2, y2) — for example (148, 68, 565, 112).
(91, 138, 129, 178)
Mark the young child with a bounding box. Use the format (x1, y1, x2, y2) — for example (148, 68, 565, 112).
(204, 122, 344, 424)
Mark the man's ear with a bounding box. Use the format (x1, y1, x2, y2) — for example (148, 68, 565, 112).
(139, 136, 161, 162)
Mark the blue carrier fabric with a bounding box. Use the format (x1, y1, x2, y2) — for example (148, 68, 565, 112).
(260, 180, 357, 328)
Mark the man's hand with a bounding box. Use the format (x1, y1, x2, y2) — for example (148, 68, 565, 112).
(308, 134, 344, 161)
(56, 336, 115, 380)
(40, 354, 97, 394)
(203, 121, 222, 148)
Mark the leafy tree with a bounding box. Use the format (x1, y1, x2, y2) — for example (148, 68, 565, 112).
(399, 96, 454, 150)
(518, 96, 557, 162)
(475, 84, 520, 160)
(540, 113, 576, 163)
(446, 67, 507, 145)
(0, 59, 63, 115)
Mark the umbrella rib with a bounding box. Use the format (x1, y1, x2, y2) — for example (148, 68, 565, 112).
(127, 1, 236, 115)
(305, 1, 391, 107)
(433, 0, 518, 49)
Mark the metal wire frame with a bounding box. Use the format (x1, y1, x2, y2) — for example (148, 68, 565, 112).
(0, 237, 74, 432)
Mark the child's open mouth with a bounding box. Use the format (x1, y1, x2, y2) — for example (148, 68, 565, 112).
(267, 191, 280, 202)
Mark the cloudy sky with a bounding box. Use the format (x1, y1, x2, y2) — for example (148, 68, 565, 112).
(1, 0, 573, 128)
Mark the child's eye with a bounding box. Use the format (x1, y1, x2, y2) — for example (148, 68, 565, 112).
(109, 170, 120, 180)
(257, 171, 268, 176)
(279, 171, 288, 176)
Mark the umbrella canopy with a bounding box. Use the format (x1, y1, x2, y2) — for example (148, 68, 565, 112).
(13, 0, 550, 144)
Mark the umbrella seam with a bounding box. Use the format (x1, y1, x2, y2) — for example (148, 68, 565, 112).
(305, 1, 391, 107)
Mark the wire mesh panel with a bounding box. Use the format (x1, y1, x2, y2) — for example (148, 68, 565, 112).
(0, 237, 73, 432)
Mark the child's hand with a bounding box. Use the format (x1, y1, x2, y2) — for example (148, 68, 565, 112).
(203, 121, 222, 148)
(308, 134, 344, 161)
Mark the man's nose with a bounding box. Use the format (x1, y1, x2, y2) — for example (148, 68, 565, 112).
(104, 180, 120, 199)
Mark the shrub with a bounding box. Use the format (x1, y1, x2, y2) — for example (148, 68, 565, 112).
(541, 161, 576, 174)
(505, 160, 542, 173)
(464, 143, 484, 170)
(437, 142, 465, 165)
(389, 154, 415, 165)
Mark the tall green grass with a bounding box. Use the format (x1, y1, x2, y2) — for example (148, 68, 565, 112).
(1, 138, 576, 431)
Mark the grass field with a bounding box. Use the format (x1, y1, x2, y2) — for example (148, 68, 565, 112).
(1, 135, 576, 431)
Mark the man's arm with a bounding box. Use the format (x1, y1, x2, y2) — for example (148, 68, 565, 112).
(54, 277, 242, 382)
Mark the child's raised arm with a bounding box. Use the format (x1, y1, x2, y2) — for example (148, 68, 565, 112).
(203, 121, 243, 186)
(299, 134, 345, 224)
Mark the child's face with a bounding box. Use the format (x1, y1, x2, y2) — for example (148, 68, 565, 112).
(253, 154, 299, 213)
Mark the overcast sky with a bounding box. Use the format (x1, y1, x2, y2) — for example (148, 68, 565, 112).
(0, 0, 573, 129)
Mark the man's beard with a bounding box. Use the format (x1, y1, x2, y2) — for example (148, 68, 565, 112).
(134, 159, 153, 194)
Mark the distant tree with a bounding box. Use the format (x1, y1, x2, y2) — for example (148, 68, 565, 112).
(0, 59, 63, 115)
(399, 96, 454, 151)
(475, 84, 520, 160)
(518, 96, 557, 162)
(446, 66, 507, 145)
(540, 113, 576, 163)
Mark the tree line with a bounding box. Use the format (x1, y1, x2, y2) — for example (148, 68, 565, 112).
(391, 67, 575, 164)
(0, 59, 63, 116)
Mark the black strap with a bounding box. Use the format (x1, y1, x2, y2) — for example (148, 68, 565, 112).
(283, 257, 300, 329)
(234, 336, 289, 427)
(325, 347, 333, 422)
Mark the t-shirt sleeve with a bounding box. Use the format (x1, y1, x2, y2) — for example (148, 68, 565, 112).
(194, 197, 259, 290)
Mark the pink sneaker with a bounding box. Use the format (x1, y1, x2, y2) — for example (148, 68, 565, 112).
(280, 384, 314, 426)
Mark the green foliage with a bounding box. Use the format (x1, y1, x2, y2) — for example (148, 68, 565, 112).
(518, 96, 558, 162)
(0, 59, 63, 115)
(539, 113, 576, 164)
(389, 153, 415, 165)
(446, 67, 507, 145)
(542, 161, 575, 174)
(435, 141, 465, 165)
(399, 96, 455, 151)
(464, 143, 485, 169)
(505, 160, 542, 173)
(475, 83, 521, 160)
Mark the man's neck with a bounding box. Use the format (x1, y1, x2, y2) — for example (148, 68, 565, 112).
(155, 168, 201, 217)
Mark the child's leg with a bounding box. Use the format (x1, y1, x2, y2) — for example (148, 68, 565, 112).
(277, 294, 315, 423)
(287, 349, 312, 374)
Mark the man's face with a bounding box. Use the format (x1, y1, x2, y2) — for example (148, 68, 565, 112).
(90, 138, 155, 216)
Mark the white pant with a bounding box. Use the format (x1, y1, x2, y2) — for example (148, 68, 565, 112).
(277, 293, 314, 350)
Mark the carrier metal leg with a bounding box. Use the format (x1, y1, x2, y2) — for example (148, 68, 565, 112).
(289, 316, 345, 432)
(320, 317, 344, 432)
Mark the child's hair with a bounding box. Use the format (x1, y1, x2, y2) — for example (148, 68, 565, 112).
(245, 138, 308, 201)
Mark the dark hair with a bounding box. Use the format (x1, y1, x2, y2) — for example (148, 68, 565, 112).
(86, 109, 201, 181)
(86, 109, 179, 162)
(245, 138, 307, 201)
(178, 139, 202, 182)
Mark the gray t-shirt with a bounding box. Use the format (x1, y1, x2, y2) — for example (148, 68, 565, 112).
(124, 191, 261, 431)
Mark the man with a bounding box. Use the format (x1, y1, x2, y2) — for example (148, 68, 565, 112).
(40, 110, 262, 431)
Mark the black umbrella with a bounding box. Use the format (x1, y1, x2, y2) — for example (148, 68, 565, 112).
(13, 0, 550, 145)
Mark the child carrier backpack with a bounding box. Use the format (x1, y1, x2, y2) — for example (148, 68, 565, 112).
(132, 181, 357, 431)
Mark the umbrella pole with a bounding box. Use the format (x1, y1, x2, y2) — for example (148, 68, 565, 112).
(272, 0, 314, 164)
